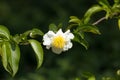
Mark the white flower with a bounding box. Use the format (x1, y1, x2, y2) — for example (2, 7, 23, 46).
(43, 29, 74, 54)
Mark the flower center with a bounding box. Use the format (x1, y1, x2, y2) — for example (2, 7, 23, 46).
(52, 35, 65, 49)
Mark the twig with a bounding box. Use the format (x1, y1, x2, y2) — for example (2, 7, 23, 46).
(92, 17, 106, 25)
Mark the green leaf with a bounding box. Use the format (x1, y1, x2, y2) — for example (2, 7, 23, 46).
(13, 34, 21, 44)
(29, 28, 44, 38)
(118, 19, 120, 30)
(75, 78, 81, 80)
(98, 0, 111, 8)
(78, 31, 85, 39)
(28, 39, 43, 69)
(114, 0, 119, 4)
(69, 16, 81, 24)
(84, 5, 103, 24)
(74, 30, 84, 39)
(82, 72, 96, 80)
(88, 77, 96, 80)
(73, 33, 88, 49)
(0, 25, 10, 40)
(9, 42, 20, 77)
(98, 0, 111, 19)
(1, 41, 20, 77)
(112, 4, 120, 14)
(67, 24, 78, 30)
(49, 23, 58, 32)
(77, 25, 101, 35)
(58, 23, 63, 29)
(1, 42, 9, 73)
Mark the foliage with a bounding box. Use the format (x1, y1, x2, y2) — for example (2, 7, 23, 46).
(0, 0, 120, 79)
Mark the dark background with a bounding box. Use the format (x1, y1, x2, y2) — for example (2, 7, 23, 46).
(0, 0, 120, 80)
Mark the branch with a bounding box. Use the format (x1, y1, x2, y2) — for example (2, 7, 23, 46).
(92, 17, 106, 25)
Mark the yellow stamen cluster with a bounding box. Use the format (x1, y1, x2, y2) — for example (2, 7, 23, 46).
(52, 35, 65, 49)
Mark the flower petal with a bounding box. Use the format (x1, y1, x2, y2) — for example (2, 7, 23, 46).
(43, 29, 74, 54)
(65, 30, 74, 40)
(47, 31, 55, 38)
(52, 47, 63, 54)
(63, 41, 73, 51)
(43, 31, 55, 49)
(67, 41, 73, 49)
(46, 45, 51, 49)
(56, 29, 63, 35)
(43, 38, 51, 45)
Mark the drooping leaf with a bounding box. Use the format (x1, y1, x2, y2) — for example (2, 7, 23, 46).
(84, 5, 103, 24)
(49, 23, 58, 32)
(118, 19, 120, 30)
(74, 30, 85, 39)
(1, 42, 10, 74)
(78, 31, 85, 39)
(9, 42, 20, 77)
(1, 41, 20, 77)
(28, 39, 43, 69)
(77, 25, 101, 35)
(0, 25, 10, 40)
(73, 33, 88, 49)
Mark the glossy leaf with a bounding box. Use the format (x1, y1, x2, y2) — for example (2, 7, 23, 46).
(9, 41, 20, 77)
(1, 42, 9, 74)
(30, 28, 44, 38)
(1, 41, 20, 77)
(118, 19, 120, 30)
(28, 39, 43, 69)
(84, 5, 103, 24)
(77, 25, 101, 35)
(0, 25, 10, 40)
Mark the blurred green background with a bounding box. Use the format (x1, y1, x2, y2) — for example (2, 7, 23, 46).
(0, 0, 120, 80)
